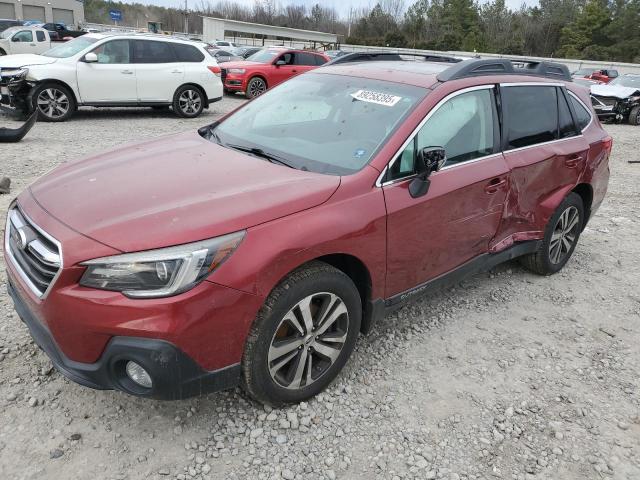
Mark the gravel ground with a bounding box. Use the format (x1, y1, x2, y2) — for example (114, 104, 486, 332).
(0, 102, 639, 480)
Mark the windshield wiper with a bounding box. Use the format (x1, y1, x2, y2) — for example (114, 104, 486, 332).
(226, 143, 296, 169)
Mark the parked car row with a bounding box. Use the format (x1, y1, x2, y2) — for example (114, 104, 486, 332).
(589, 73, 640, 125)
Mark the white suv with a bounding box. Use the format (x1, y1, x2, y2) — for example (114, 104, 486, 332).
(0, 33, 223, 121)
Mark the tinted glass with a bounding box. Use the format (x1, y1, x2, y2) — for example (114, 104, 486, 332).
(558, 89, 578, 139)
(314, 55, 327, 66)
(569, 94, 591, 131)
(13, 30, 33, 42)
(93, 40, 130, 64)
(214, 74, 426, 175)
(36, 30, 45, 42)
(503, 86, 558, 149)
(295, 52, 317, 66)
(172, 43, 204, 62)
(278, 52, 295, 65)
(133, 40, 175, 63)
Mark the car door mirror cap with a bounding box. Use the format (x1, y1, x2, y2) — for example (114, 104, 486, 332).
(83, 52, 98, 63)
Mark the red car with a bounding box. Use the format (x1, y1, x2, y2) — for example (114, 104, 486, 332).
(5, 59, 612, 405)
(221, 47, 329, 98)
(588, 69, 619, 84)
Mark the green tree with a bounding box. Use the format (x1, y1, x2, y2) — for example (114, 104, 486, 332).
(557, 0, 611, 58)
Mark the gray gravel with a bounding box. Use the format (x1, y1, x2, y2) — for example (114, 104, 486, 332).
(1, 103, 639, 480)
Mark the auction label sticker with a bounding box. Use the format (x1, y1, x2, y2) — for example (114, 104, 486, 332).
(351, 90, 402, 107)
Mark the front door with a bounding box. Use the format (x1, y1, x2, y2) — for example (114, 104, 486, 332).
(77, 39, 137, 103)
(383, 86, 510, 298)
(270, 52, 298, 87)
(10, 30, 36, 55)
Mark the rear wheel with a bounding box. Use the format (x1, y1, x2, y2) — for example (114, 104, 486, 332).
(241, 262, 361, 406)
(628, 106, 640, 126)
(172, 85, 204, 118)
(246, 77, 267, 99)
(32, 83, 75, 122)
(520, 192, 584, 275)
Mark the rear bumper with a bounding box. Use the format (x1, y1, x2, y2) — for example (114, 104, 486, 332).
(8, 280, 240, 400)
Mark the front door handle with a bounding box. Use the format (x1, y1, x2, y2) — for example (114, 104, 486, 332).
(121, 70, 134, 75)
(171, 69, 183, 73)
(485, 178, 507, 194)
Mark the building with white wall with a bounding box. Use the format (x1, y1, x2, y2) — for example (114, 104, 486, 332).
(0, 0, 84, 27)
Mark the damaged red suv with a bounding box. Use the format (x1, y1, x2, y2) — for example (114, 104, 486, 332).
(5, 59, 611, 405)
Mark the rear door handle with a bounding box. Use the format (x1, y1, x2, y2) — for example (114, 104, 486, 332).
(121, 70, 134, 75)
(485, 178, 507, 194)
(565, 155, 583, 168)
(171, 69, 183, 74)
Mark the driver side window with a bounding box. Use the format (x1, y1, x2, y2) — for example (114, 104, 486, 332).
(92, 40, 131, 64)
(13, 31, 33, 42)
(277, 52, 295, 65)
(386, 88, 497, 181)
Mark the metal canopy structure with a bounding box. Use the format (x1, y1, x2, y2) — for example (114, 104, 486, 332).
(201, 17, 338, 47)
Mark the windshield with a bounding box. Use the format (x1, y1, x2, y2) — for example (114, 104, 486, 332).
(213, 74, 427, 175)
(245, 49, 279, 63)
(43, 36, 98, 58)
(610, 76, 640, 88)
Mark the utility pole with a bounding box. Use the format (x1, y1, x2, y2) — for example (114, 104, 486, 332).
(184, 0, 188, 34)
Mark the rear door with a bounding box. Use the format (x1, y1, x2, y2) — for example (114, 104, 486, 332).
(293, 52, 320, 74)
(383, 85, 510, 297)
(496, 84, 589, 248)
(77, 39, 137, 102)
(132, 40, 183, 102)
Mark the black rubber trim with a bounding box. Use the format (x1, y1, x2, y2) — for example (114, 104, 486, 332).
(385, 240, 541, 309)
(437, 59, 572, 82)
(7, 281, 240, 400)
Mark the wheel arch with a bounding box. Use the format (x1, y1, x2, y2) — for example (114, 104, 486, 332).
(572, 183, 593, 229)
(175, 82, 209, 107)
(32, 79, 78, 106)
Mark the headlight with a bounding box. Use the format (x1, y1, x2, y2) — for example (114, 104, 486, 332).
(227, 68, 246, 74)
(1, 68, 28, 80)
(80, 231, 245, 298)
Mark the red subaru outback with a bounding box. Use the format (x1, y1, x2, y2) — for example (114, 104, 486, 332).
(5, 59, 611, 405)
(220, 47, 329, 98)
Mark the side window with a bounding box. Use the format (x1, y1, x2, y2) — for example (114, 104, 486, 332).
(295, 52, 317, 66)
(569, 94, 592, 131)
(132, 40, 176, 63)
(36, 31, 46, 42)
(314, 54, 328, 66)
(172, 43, 205, 62)
(386, 88, 496, 181)
(557, 88, 578, 139)
(13, 31, 33, 42)
(502, 86, 558, 149)
(92, 40, 130, 64)
(277, 53, 295, 65)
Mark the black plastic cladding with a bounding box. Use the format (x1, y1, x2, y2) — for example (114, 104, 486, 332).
(437, 59, 572, 82)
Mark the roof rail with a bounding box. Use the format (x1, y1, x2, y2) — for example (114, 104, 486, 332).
(437, 58, 572, 82)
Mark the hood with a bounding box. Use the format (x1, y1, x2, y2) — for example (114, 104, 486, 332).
(591, 83, 640, 99)
(221, 60, 265, 69)
(29, 132, 340, 253)
(0, 54, 57, 68)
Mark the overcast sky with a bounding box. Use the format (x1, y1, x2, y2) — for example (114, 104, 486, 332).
(123, 0, 534, 18)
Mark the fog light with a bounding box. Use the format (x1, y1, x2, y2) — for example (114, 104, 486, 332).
(125, 361, 152, 388)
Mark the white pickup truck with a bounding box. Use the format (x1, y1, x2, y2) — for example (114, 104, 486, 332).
(0, 26, 51, 56)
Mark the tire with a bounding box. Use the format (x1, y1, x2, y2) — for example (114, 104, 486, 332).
(0, 49, 6, 56)
(32, 83, 76, 122)
(520, 192, 584, 275)
(246, 77, 267, 99)
(172, 85, 204, 118)
(628, 106, 640, 126)
(241, 261, 362, 406)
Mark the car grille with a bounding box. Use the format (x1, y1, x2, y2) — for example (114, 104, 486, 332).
(5, 207, 62, 297)
(221, 68, 227, 84)
(591, 95, 618, 107)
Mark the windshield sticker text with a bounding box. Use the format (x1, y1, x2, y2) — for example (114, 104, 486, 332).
(350, 90, 402, 107)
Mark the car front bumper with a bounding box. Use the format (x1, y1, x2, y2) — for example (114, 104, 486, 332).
(8, 279, 241, 400)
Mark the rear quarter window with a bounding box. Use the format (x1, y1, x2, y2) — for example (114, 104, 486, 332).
(172, 43, 205, 62)
(568, 94, 592, 131)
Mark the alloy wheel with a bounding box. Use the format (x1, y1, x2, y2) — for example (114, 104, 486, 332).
(268, 292, 349, 390)
(178, 89, 202, 115)
(37, 88, 69, 119)
(248, 79, 266, 98)
(549, 206, 580, 264)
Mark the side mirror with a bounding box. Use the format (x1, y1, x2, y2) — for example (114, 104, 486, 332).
(83, 52, 98, 63)
(408, 146, 446, 198)
(11, 36, 21, 42)
(275, 60, 286, 67)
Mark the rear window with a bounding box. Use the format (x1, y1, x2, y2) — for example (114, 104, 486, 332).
(132, 40, 176, 63)
(36, 30, 46, 42)
(502, 86, 559, 149)
(172, 43, 204, 62)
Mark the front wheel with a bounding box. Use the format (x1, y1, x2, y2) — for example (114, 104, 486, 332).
(241, 262, 361, 406)
(32, 83, 76, 122)
(245, 77, 267, 99)
(520, 192, 584, 275)
(172, 85, 204, 118)
(628, 106, 640, 126)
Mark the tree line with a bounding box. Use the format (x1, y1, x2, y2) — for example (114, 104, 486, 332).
(83, 0, 640, 63)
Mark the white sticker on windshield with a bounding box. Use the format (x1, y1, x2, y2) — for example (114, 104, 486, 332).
(350, 90, 402, 107)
